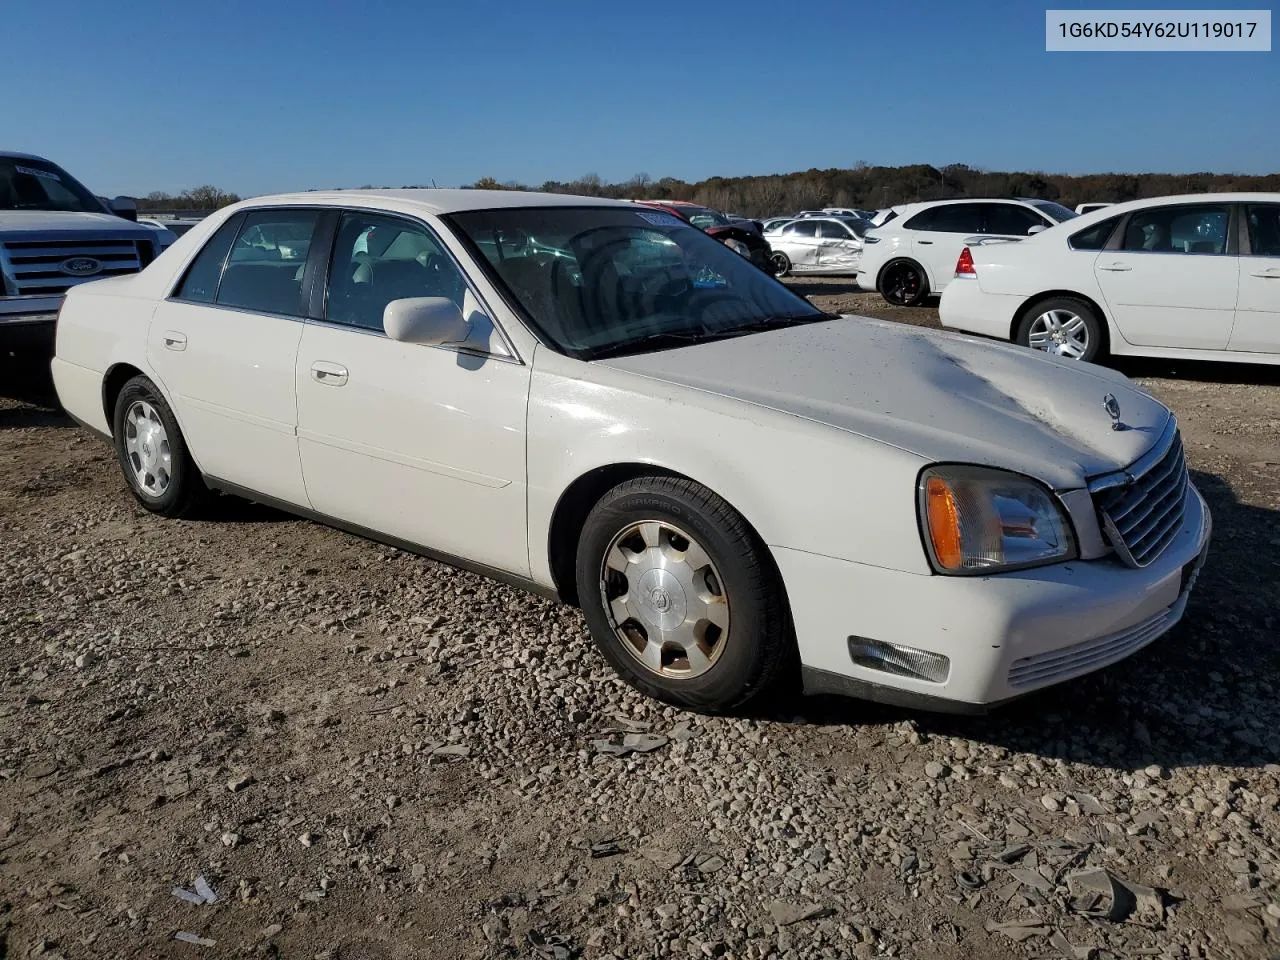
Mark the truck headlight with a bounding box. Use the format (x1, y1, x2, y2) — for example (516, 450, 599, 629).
(918, 465, 1076, 574)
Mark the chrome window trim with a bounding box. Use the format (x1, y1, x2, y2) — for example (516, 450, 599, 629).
(163, 203, 522, 363)
(1087, 416, 1180, 493)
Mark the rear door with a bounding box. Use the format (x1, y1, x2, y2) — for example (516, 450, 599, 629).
(1093, 202, 1239, 349)
(148, 208, 320, 506)
(904, 203, 984, 290)
(1230, 202, 1280, 354)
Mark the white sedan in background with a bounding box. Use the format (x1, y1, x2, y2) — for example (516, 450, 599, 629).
(857, 198, 1079, 306)
(766, 216, 869, 276)
(941, 193, 1280, 364)
(53, 189, 1208, 714)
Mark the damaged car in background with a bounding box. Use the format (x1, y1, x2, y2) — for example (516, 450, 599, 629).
(765, 215, 870, 277)
(52, 189, 1209, 714)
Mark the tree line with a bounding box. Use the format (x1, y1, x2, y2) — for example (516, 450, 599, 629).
(134, 164, 1280, 217)
(471, 164, 1280, 216)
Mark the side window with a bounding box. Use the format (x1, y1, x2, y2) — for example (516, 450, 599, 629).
(1121, 204, 1231, 255)
(783, 221, 819, 237)
(817, 221, 852, 239)
(1246, 204, 1280, 257)
(983, 204, 1049, 236)
(1069, 215, 1122, 251)
(173, 215, 241, 302)
(215, 210, 320, 315)
(326, 213, 467, 331)
(909, 204, 983, 234)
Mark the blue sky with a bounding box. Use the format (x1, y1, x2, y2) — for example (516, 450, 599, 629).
(5, 0, 1276, 196)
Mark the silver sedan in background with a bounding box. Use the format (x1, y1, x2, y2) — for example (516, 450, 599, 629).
(765, 216, 870, 276)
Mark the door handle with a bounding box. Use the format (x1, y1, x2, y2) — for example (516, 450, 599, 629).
(162, 331, 187, 351)
(310, 362, 348, 386)
(917, 240, 933, 245)
(1098, 262, 1132, 272)
(1250, 268, 1280, 278)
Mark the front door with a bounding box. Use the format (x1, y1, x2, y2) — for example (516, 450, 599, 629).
(147, 208, 320, 507)
(1093, 202, 1239, 350)
(1230, 202, 1280, 354)
(294, 211, 531, 575)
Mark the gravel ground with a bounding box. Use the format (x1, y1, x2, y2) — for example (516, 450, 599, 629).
(3, 285, 1280, 960)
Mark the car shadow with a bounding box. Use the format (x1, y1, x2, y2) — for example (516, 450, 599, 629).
(781, 280, 864, 299)
(765, 468, 1280, 773)
(1110, 355, 1280, 387)
(0, 355, 69, 429)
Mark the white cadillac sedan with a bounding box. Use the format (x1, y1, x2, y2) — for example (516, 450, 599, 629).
(940, 193, 1280, 364)
(52, 190, 1211, 714)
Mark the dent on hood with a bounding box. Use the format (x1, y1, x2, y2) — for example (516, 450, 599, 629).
(900, 329, 1162, 477)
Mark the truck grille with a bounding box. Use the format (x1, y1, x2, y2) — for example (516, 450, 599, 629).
(1090, 421, 1188, 568)
(1, 238, 147, 297)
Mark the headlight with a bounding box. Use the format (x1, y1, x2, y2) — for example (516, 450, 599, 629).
(918, 465, 1076, 574)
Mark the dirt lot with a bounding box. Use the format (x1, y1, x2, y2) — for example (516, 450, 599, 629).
(3, 284, 1280, 960)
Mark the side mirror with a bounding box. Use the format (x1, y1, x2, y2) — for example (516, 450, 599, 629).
(109, 196, 138, 221)
(383, 297, 470, 346)
(1027, 224, 1047, 235)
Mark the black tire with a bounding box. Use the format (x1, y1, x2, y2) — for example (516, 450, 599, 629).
(1014, 296, 1106, 363)
(879, 259, 929, 307)
(575, 476, 794, 713)
(770, 251, 792, 277)
(112, 375, 207, 517)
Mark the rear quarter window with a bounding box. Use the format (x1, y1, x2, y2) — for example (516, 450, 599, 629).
(1068, 216, 1122, 251)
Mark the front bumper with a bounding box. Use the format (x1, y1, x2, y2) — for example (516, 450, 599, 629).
(776, 483, 1211, 711)
(0, 298, 59, 355)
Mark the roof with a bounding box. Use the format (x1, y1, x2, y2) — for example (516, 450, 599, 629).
(233, 188, 629, 216)
(0, 151, 55, 163)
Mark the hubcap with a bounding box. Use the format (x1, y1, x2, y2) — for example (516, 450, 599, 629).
(599, 520, 730, 679)
(1028, 309, 1089, 359)
(123, 400, 173, 498)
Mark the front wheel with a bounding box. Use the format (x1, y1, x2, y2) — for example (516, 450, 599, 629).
(112, 375, 207, 517)
(575, 477, 794, 713)
(1016, 297, 1105, 362)
(770, 251, 792, 277)
(879, 260, 929, 307)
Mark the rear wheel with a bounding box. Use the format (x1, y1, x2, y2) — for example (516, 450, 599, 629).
(112, 376, 207, 517)
(879, 260, 929, 306)
(575, 477, 793, 713)
(770, 251, 792, 277)
(1016, 297, 1105, 362)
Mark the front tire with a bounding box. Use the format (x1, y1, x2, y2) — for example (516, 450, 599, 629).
(112, 375, 206, 517)
(575, 477, 793, 713)
(879, 259, 929, 306)
(770, 251, 792, 277)
(1015, 297, 1105, 362)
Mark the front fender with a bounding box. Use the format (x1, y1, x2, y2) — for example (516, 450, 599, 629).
(525, 350, 932, 587)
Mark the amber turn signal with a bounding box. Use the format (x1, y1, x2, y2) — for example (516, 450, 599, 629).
(925, 475, 963, 571)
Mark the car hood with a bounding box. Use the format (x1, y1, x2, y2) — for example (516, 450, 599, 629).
(597, 317, 1170, 491)
(0, 209, 154, 238)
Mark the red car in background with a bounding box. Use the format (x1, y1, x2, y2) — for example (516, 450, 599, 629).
(632, 200, 775, 274)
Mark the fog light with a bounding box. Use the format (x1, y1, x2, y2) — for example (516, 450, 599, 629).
(847, 637, 950, 683)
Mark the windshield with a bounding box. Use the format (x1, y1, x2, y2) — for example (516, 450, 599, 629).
(449, 206, 828, 359)
(680, 206, 731, 229)
(1031, 200, 1079, 223)
(0, 157, 106, 213)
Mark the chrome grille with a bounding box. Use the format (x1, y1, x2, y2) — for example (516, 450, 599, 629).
(1, 238, 145, 297)
(1090, 421, 1188, 567)
(1008, 604, 1176, 688)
